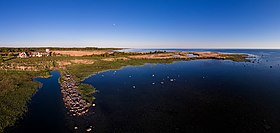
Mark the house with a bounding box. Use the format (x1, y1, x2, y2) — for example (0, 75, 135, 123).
(30, 51, 50, 57)
(18, 49, 52, 58)
(18, 52, 29, 58)
(32, 52, 43, 57)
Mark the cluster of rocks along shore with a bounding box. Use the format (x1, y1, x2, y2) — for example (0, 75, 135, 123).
(60, 73, 91, 116)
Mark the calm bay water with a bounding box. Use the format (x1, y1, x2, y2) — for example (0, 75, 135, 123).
(85, 49, 280, 133)
(6, 71, 68, 133)
(7, 49, 280, 133)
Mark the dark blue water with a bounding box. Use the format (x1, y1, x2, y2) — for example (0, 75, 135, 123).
(6, 71, 69, 133)
(83, 49, 280, 133)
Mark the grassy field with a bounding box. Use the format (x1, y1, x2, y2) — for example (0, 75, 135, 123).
(0, 49, 249, 132)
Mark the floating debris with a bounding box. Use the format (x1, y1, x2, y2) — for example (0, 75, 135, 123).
(170, 79, 174, 82)
(92, 103, 96, 107)
(132, 86, 136, 88)
(86, 128, 92, 132)
(160, 82, 164, 84)
(86, 126, 93, 132)
(152, 74, 155, 77)
(152, 82, 155, 85)
(74, 126, 78, 130)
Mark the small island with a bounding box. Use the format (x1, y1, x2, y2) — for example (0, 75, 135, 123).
(0, 47, 249, 132)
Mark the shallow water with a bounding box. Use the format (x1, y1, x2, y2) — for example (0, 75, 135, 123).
(7, 49, 280, 133)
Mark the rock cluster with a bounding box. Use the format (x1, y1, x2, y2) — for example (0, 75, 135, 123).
(60, 73, 90, 116)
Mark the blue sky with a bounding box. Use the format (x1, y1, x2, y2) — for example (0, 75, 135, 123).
(0, 0, 280, 48)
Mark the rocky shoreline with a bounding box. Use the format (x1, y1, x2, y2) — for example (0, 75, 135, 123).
(60, 72, 92, 116)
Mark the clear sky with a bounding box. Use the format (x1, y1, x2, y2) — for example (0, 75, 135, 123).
(0, 0, 280, 48)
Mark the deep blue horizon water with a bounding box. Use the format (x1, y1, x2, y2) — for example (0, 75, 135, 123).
(5, 49, 280, 133)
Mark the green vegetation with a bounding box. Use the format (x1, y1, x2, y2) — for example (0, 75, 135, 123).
(77, 84, 96, 104)
(219, 54, 249, 62)
(0, 70, 50, 132)
(0, 55, 3, 62)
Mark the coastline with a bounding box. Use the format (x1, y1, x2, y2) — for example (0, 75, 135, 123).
(0, 49, 250, 132)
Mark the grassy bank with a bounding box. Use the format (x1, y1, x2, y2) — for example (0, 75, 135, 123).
(77, 84, 96, 105)
(0, 70, 50, 132)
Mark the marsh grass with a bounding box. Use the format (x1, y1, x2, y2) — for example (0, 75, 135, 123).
(77, 84, 96, 105)
(0, 70, 50, 132)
